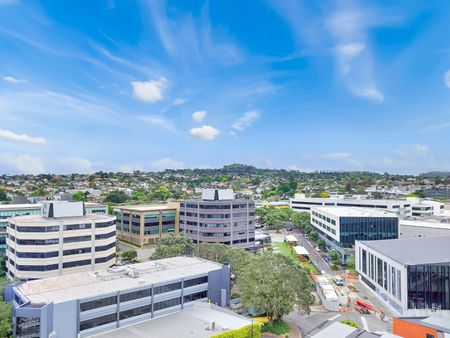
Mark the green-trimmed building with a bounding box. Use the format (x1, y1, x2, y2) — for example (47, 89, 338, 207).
(114, 202, 180, 247)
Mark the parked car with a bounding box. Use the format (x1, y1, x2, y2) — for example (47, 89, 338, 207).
(315, 246, 321, 252)
(324, 256, 330, 263)
(355, 305, 370, 314)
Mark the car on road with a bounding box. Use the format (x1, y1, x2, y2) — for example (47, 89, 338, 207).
(355, 305, 370, 314)
(324, 256, 330, 263)
(315, 246, 321, 252)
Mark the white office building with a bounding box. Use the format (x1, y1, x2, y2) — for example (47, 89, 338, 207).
(356, 236, 450, 318)
(311, 207, 399, 262)
(6, 201, 116, 280)
(290, 194, 411, 217)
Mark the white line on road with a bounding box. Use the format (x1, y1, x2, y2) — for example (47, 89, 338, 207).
(361, 316, 369, 331)
(327, 314, 341, 321)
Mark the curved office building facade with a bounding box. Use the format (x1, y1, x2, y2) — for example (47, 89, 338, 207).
(180, 189, 255, 248)
(6, 201, 116, 280)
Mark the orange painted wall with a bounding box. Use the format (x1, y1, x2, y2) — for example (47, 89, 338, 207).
(392, 317, 439, 338)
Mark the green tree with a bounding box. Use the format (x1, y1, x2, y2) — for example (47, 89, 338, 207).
(151, 234, 194, 260)
(329, 251, 342, 266)
(121, 250, 138, 261)
(0, 277, 12, 338)
(290, 212, 310, 232)
(72, 191, 87, 202)
(238, 254, 314, 324)
(346, 255, 355, 269)
(320, 191, 330, 198)
(0, 190, 7, 202)
(104, 190, 128, 204)
(317, 239, 326, 251)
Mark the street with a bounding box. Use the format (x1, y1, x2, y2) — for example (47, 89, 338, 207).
(292, 229, 331, 275)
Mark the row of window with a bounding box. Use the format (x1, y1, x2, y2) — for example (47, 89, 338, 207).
(13, 254, 116, 272)
(11, 231, 116, 246)
(182, 203, 254, 209)
(13, 242, 115, 258)
(11, 221, 115, 233)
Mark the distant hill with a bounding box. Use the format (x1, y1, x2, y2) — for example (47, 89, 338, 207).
(420, 171, 450, 178)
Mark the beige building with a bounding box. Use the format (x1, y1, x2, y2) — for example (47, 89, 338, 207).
(114, 202, 180, 247)
(6, 201, 116, 280)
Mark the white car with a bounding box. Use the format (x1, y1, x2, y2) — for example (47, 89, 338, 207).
(315, 246, 321, 252)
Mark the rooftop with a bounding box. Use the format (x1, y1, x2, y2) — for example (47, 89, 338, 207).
(358, 236, 450, 265)
(17, 256, 222, 304)
(312, 206, 398, 218)
(89, 302, 252, 338)
(9, 212, 114, 225)
(0, 202, 105, 211)
(114, 204, 175, 212)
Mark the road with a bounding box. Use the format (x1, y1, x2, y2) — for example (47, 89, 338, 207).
(292, 229, 331, 275)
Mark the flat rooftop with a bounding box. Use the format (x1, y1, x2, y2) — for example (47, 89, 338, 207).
(312, 206, 398, 218)
(400, 219, 450, 230)
(114, 205, 174, 212)
(17, 256, 222, 304)
(0, 202, 104, 210)
(89, 302, 252, 338)
(9, 213, 114, 224)
(358, 236, 450, 265)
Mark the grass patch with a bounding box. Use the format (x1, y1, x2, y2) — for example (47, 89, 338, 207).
(341, 320, 358, 328)
(261, 321, 290, 335)
(272, 242, 294, 258)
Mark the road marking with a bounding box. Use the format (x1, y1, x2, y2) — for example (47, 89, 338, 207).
(361, 316, 369, 331)
(327, 314, 341, 321)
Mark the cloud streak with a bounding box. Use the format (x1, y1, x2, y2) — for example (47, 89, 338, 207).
(0, 129, 46, 145)
(232, 111, 260, 131)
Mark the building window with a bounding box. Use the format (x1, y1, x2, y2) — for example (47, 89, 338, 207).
(80, 295, 117, 312)
(183, 290, 207, 303)
(63, 235, 91, 243)
(154, 281, 181, 295)
(153, 297, 181, 311)
(79, 313, 117, 331)
(95, 231, 116, 240)
(95, 253, 116, 264)
(119, 304, 151, 320)
(120, 288, 151, 303)
(184, 276, 208, 288)
(64, 223, 91, 231)
(63, 259, 91, 269)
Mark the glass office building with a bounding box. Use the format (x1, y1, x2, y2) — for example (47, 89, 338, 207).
(356, 236, 450, 316)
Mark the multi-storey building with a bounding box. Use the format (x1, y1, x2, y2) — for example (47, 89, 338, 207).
(180, 189, 255, 248)
(356, 236, 450, 317)
(6, 201, 116, 280)
(410, 200, 445, 217)
(114, 202, 179, 247)
(290, 194, 412, 217)
(0, 202, 107, 252)
(8, 256, 231, 337)
(311, 207, 399, 262)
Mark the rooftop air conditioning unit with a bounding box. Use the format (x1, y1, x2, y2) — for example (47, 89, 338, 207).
(128, 269, 139, 278)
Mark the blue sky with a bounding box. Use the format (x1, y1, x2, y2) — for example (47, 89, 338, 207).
(0, 0, 449, 174)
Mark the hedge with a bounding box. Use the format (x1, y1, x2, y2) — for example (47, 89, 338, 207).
(212, 323, 261, 338)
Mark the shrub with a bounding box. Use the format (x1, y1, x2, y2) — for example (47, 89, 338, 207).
(231, 293, 240, 299)
(121, 250, 137, 261)
(341, 319, 358, 328)
(261, 321, 290, 335)
(212, 323, 261, 338)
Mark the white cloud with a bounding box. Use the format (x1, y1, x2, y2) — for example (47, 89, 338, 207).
(0, 154, 45, 174)
(0, 129, 46, 145)
(189, 125, 220, 140)
(149, 157, 186, 170)
(335, 43, 365, 57)
(119, 164, 144, 173)
(3, 76, 26, 84)
(321, 152, 353, 160)
(353, 87, 384, 103)
(229, 131, 238, 139)
(56, 156, 92, 173)
(131, 77, 167, 103)
(140, 115, 175, 131)
(192, 110, 207, 122)
(444, 70, 450, 88)
(172, 98, 186, 106)
(232, 111, 260, 131)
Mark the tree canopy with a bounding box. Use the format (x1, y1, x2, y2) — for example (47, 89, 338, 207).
(151, 234, 194, 260)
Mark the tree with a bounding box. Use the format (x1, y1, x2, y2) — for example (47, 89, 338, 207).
(329, 251, 342, 266)
(0, 190, 7, 202)
(346, 255, 355, 269)
(290, 212, 310, 232)
(317, 239, 326, 251)
(72, 191, 87, 202)
(238, 254, 314, 324)
(122, 250, 138, 261)
(151, 234, 194, 260)
(0, 277, 12, 337)
(104, 190, 128, 204)
(320, 191, 330, 198)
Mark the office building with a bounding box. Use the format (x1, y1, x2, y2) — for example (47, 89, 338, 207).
(6, 201, 116, 280)
(114, 202, 180, 247)
(410, 200, 445, 217)
(399, 219, 450, 238)
(0, 202, 107, 252)
(290, 194, 411, 217)
(9, 256, 231, 337)
(355, 236, 450, 317)
(311, 207, 399, 262)
(180, 189, 255, 248)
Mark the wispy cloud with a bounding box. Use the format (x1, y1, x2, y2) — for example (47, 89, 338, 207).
(232, 111, 260, 131)
(140, 115, 175, 131)
(419, 121, 450, 133)
(444, 70, 450, 88)
(149, 157, 187, 170)
(131, 77, 168, 103)
(3, 76, 26, 84)
(189, 125, 219, 140)
(0, 153, 45, 174)
(0, 129, 46, 145)
(56, 156, 92, 173)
